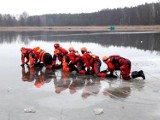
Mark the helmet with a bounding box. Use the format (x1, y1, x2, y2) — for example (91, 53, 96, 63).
(21, 47, 27, 54)
(54, 49, 60, 55)
(54, 43, 60, 48)
(81, 47, 87, 52)
(102, 56, 108, 62)
(68, 47, 74, 52)
(21, 47, 25, 51)
(21, 49, 27, 54)
(33, 46, 41, 53)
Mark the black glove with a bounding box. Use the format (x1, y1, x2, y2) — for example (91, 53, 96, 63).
(25, 62, 29, 66)
(101, 70, 107, 73)
(68, 62, 74, 67)
(85, 69, 90, 75)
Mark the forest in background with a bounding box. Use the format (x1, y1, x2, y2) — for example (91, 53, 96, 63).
(0, 2, 160, 26)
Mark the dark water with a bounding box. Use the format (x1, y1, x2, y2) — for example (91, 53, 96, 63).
(0, 31, 160, 120)
(1, 31, 160, 51)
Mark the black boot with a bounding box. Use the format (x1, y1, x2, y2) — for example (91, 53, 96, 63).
(138, 70, 145, 80)
(131, 70, 145, 80)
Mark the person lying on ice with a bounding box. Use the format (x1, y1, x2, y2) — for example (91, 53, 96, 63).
(81, 47, 112, 78)
(52, 43, 69, 71)
(102, 55, 145, 80)
(20, 47, 32, 67)
(66, 47, 80, 73)
(65, 47, 87, 74)
(29, 46, 53, 69)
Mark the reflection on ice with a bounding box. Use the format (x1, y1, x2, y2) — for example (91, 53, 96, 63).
(21, 65, 145, 101)
(22, 65, 54, 88)
(103, 81, 131, 99)
(103, 86, 131, 99)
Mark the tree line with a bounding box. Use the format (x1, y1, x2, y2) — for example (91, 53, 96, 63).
(0, 2, 160, 26)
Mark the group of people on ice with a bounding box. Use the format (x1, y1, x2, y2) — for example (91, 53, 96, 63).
(20, 42, 145, 80)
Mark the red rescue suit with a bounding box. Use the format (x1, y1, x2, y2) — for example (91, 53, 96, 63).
(52, 47, 69, 71)
(30, 50, 52, 69)
(21, 48, 32, 65)
(29, 52, 38, 68)
(90, 56, 106, 77)
(66, 50, 80, 72)
(104, 55, 131, 80)
(81, 51, 106, 77)
(67, 51, 80, 65)
(81, 51, 92, 73)
(38, 50, 52, 69)
(76, 56, 86, 74)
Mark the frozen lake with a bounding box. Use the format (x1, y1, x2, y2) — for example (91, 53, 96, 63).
(0, 31, 160, 120)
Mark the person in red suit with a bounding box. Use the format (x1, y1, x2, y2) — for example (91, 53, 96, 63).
(30, 46, 52, 69)
(102, 55, 145, 80)
(52, 43, 69, 72)
(20, 47, 32, 66)
(81, 47, 106, 77)
(66, 47, 81, 73)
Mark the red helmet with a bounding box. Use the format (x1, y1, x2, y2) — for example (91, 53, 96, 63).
(21, 47, 25, 51)
(54, 43, 60, 48)
(68, 47, 75, 52)
(102, 56, 108, 62)
(33, 46, 41, 54)
(81, 47, 87, 52)
(21, 49, 27, 54)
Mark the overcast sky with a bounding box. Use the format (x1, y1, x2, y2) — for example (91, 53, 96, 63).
(0, 0, 159, 16)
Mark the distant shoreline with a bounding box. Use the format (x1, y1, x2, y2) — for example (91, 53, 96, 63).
(0, 25, 160, 32)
